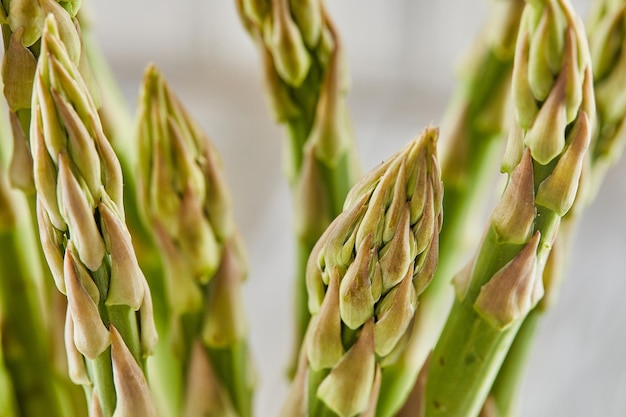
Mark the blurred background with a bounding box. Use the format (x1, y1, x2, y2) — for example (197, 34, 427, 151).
(87, 1, 626, 416)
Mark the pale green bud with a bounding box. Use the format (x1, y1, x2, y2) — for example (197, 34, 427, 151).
(355, 166, 393, 249)
(242, 0, 269, 27)
(378, 324, 413, 368)
(153, 222, 203, 315)
(536, 111, 591, 215)
(2, 28, 36, 111)
(260, 46, 300, 124)
(413, 232, 439, 296)
(6, 0, 45, 47)
(379, 205, 412, 291)
(8, 112, 35, 193)
(344, 158, 392, 210)
(33, 71, 67, 160)
(40, 0, 81, 64)
(60, 0, 82, 17)
(309, 44, 352, 168)
(492, 149, 536, 243)
(413, 184, 435, 257)
(409, 154, 427, 225)
(32, 114, 65, 231)
(110, 326, 157, 417)
(37, 200, 66, 293)
(93, 124, 124, 211)
(501, 123, 524, 174)
(202, 241, 248, 348)
(528, 8, 558, 102)
(293, 143, 331, 244)
(177, 184, 221, 282)
(183, 342, 238, 417)
(374, 265, 417, 357)
(382, 159, 407, 244)
(308, 268, 344, 370)
(317, 319, 376, 417)
(64, 306, 89, 385)
(523, 67, 567, 165)
(512, 31, 539, 129)
(339, 234, 376, 330)
(52, 89, 102, 200)
(66, 241, 99, 297)
(322, 194, 367, 275)
(562, 27, 583, 124)
(48, 56, 95, 126)
(99, 198, 145, 310)
(289, 0, 322, 48)
(201, 142, 235, 241)
(64, 246, 110, 359)
(138, 277, 158, 357)
(474, 232, 543, 330)
(57, 153, 105, 270)
(306, 228, 330, 314)
(264, 0, 311, 86)
(588, 2, 624, 80)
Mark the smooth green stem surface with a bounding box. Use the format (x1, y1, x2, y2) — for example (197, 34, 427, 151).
(0, 350, 19, 417)
(207, 341, 253, 417)
(490, 310, 540, 417)
(89, 348, 115, 417)
(425, 300, 522, 417)
(376, 50, 515, 417)
(308, 368, 336, 417)
(0, 231, 66, 417)
(424, 226, 524, 417)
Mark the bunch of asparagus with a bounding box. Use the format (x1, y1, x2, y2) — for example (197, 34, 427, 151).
(0, 0, 624, 416)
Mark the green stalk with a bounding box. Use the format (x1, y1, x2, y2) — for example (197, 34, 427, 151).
(135, 65, 254, 417)
(31, 16, 157, 417)
(236, 0, 361, 374)
(488, 310, 539, 415)
(0, 329, 19, 417)
(424, 1, 594, 415)
(281, 128, 443, 417)
(0, 176, 74, 417)
(380, 3, 526, 415)
(487, 1, 626, 414)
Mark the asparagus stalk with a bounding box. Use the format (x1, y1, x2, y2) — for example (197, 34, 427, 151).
(0, 3, 103, 413)
(487, 1, 626, 414)
(423, 1, 595, 416)
(135, 64, 254, 417)
(280, 127, 443, 417)
(236, 0, 361, 373)
(383, 3, 526, 415)
(31, 15, 157, 417)
(0, 142, 83, 417)
(74, 4, 164, 283)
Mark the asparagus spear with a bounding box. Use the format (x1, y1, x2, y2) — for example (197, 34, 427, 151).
(0, 4, 102, 414)
(487, 1, 626, 414)
(423, 1, 594, 416)
(0, 139, 84, 417)
(135, 64, 254, 417)
(280, 126, 443, 417)
(31, 15, 157, 417)
(236, 0, 361, 372)
(0, 321, 19, 417)
(383, 3, 526, 415)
